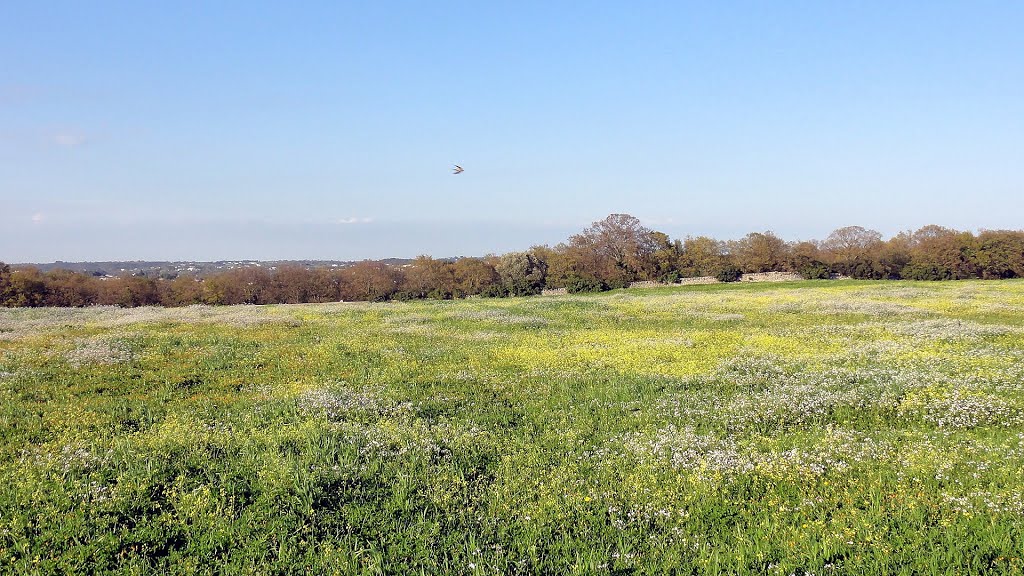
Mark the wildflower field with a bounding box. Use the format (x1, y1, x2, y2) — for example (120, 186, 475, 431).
(1, 280, 1023, 575)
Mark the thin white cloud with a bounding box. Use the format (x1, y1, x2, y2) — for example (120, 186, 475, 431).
(31, 212, 45, 223)
(337, 217, 373, 225)
(53, 130, 87, 148)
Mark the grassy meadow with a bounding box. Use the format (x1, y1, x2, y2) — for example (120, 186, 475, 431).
(1, 280, 1024, 575)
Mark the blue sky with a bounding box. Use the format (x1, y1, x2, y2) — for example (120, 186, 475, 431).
(3, 1, 1022, 262)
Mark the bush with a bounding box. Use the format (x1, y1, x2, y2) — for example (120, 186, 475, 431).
(901, 263, 952, 281)
(715, 265, 743, 283)
(798, 263, 831, 280)
(427, 288, 454, 300)
(658, 271, 682, 284)
(496, 252, 546, 297)
(846, 258, 887, 280)
(565, 275, 608, 294)
(605, 277, 631, 290)
(479, 284, 509, 298)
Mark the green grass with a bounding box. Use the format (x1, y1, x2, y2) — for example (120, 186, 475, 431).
(2, 280, 1024, 575)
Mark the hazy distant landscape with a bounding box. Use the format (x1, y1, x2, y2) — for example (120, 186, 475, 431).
(15, 259, 417, 279)
(5, 214, 1024, 309)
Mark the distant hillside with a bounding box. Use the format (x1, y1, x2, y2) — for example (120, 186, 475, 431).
(14, 259, 428, 278)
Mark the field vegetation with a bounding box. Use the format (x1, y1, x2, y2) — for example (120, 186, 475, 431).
(1, 280, 1023, 574)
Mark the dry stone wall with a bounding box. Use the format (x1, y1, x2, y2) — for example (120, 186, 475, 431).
(542, 271, 806, 295)
(739, 271, 804, 282)
(677, 276, 719, 286)
(627, 271, 804, 289)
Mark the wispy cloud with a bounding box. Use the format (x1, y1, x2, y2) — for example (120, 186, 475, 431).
(52, 130, 88, 148)
(31, 212, 45, 224)
(337, 217, 373, 225)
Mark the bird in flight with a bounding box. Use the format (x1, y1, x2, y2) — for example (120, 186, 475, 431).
(452, 164, 464, 174)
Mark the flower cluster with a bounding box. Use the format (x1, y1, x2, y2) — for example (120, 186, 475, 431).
(296, 385, 413, 422)
(62, 336, 134, 367)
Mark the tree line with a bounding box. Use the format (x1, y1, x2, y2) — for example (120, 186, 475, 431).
(3, 214, 1024, 307)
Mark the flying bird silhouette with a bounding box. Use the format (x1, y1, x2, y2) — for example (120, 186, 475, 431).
(452, 165, 464, 174)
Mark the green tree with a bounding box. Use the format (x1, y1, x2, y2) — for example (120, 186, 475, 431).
(272, 266, 316, 304)
(340, 261, 401, 302)
(99, 275, 160, 307)
(649, 232, 683, 282)
(679, 236, 726, 277)
(6, 268, 48, 307)
(495, 252, 545, 296)
(201, 273, 239, 305)
(402, 256, 458, 299)
(876, 233, 913, 279)
(822, 226, 886, 278)
(787, 241, 830, 279)
(43, 269, 99, 306)
(0, 262, 12, 306)
(163, 275, 204, 306)
(730, 231, 789, 273)
(569, 214, 658, 286)
(975, 230, 1024, 279)
(904, 225, 979, 280)
(307, 269, 342, 302)
(453, 257, 501, 296)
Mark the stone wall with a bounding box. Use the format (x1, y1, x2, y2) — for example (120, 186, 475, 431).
(739, 271, 804, 283)
(627, 276, 720, 289)
(547, 271, 806, 295)
(677, 276, 719, 286)
(627, 272, 804, 289)
(624, 280, 663, 289)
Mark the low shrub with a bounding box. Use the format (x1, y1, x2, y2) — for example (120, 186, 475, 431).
(715, 265, 743, 283)
(798, 263, 831, 280)
(565, 275, 609, 294)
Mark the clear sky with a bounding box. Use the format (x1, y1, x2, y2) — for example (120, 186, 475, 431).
(3, 1, 1022, 262)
